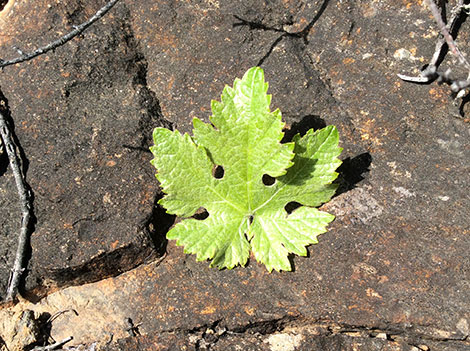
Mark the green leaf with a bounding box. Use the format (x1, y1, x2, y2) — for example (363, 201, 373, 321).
(150, 67, 342, 271)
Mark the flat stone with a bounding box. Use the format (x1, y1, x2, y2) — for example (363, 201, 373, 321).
(0, 0, 469, 350)
(0, 309, 43, 351)
(0, 252, 468, 350)
(0, 0, 174, 299)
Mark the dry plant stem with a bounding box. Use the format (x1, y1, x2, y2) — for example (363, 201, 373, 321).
(427, 0, 470, 69)
(0, 112, 32, 301)
(398, 0, 469, 83)
(0, 0, 120, 68)
(32, 336, 73, 351)
(47, 309, 79, 325)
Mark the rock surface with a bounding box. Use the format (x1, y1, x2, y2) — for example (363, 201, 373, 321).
(0, 0, 469, 350)
(0, 0, 174, 299)
(0, 310, 43, 351)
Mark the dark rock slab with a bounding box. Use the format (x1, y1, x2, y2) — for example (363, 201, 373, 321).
(0, 0, 469, 350)
(124, 0, 470, 341)
(0, 0, 174, 299)
(119, 0, 469, 348)
(9, 242, 464, 351)
(101, 328, 419, 351)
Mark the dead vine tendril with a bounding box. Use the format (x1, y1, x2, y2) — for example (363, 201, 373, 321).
(398, 0, 470, 98)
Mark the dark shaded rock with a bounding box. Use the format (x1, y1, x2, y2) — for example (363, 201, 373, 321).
(0, 0, 469, 350)
(0, 0, 173, 299)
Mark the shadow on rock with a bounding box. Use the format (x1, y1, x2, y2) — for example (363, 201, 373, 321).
(144, 192, 176, 256)
(335, 153, 372, 196)
(0, 144, 8, 177)
(282, 114, 326, 142)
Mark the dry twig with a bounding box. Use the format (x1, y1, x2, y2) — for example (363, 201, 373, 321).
(398, 0, 470, 93)
(0, 0, 120, 69)
(32, 336, 73, 351)
(0, 109, 32, 301)
(428, 0, 470, 70)
(46, 309, 79, 325)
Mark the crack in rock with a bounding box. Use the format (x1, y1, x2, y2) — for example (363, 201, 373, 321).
(97, 317, 470, 351)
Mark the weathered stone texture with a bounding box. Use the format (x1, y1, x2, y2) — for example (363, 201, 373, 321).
(0, 0, 469, 350)
(0, 0, 174, 299)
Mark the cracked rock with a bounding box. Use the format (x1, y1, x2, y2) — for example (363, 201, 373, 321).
(0, 0, 469, 351)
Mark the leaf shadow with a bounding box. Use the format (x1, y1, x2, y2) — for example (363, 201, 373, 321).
(334, 153, 372, 196)
(281, 114, 326, 143)
(280, 115, 372, 272)
(144, 192, 176, 256)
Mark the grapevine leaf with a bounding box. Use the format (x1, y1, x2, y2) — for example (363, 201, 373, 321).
(150, 67, 342, 271)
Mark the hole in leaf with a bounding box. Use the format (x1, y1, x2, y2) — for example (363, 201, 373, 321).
(262, 174, 275, 186)
(249, 215, 254, 224)
(212, 165, 224, 179)
(285, 202, 301, 214)
(193, 208, 209, 220)
(0, 1, 8, 12)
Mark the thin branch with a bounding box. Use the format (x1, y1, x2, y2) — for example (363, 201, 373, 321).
(0, 110, 32, 301)
(398, 0, 469, 84)
(46, 309, 79, 325)
(397, 72, 435, 83)
(32, 336, 73, 351)
(0, 0, 120, 69)
(427, 0, 470, 70)
(429, 0, 466, 68)
(398, 65, 439, 83)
